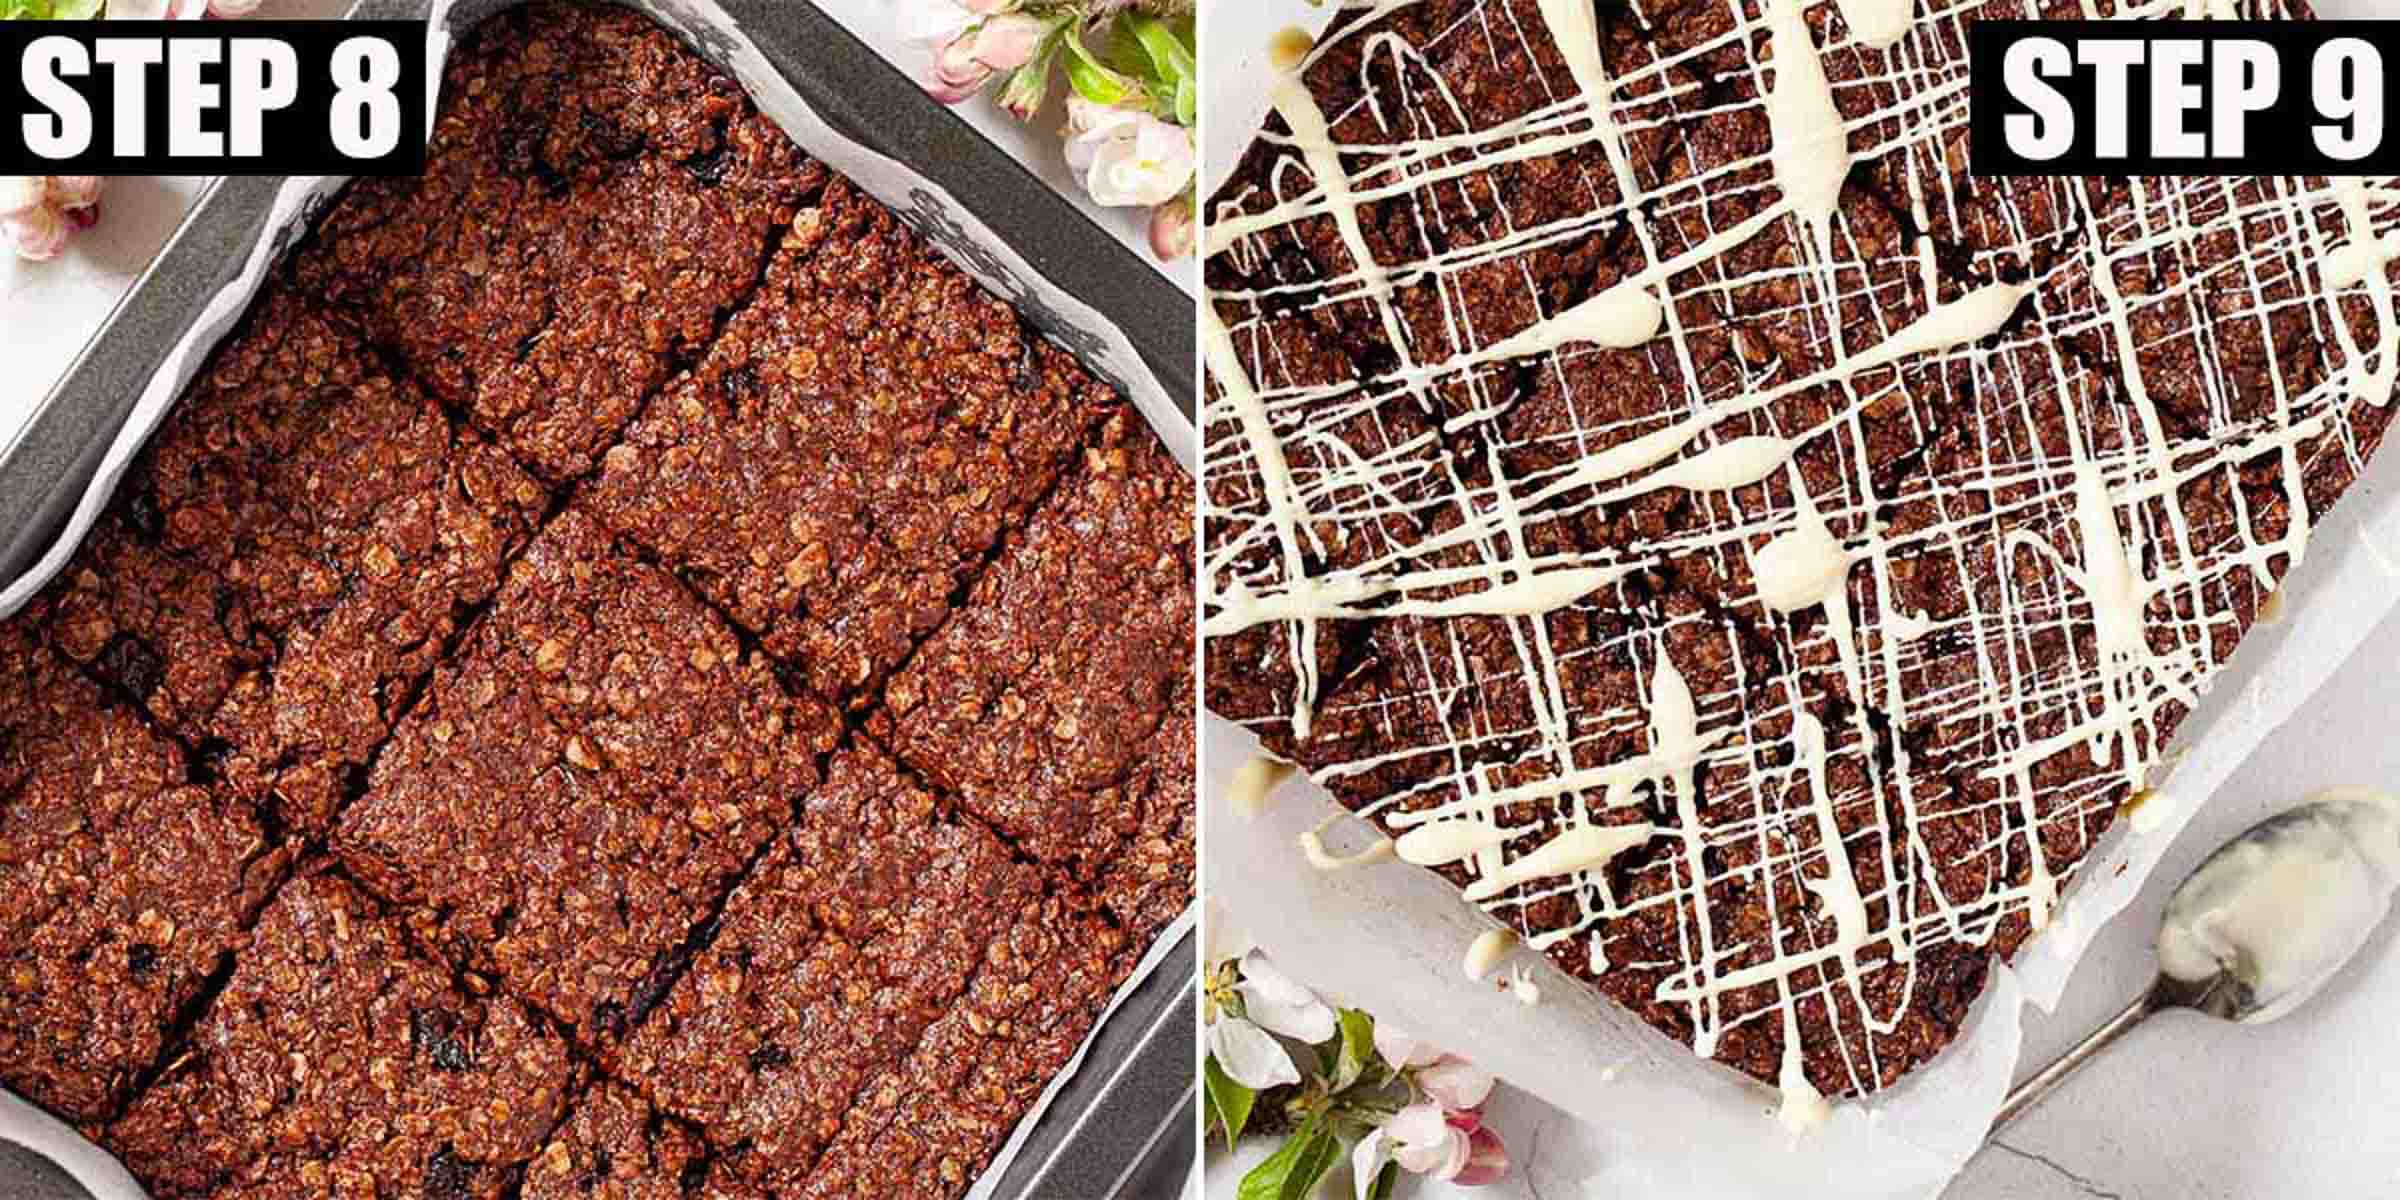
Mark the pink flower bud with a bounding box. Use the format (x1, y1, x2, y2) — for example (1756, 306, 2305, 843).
(46, 176, 102, 212)
(924, 36, 996, 104)
(995, 62, 1048, 121)
(6, 205, 70, 262)
(965, 13, 1046, 72)
(923, 14, 1048, 104)
(1452, 1124, 1509, 1187)
(1147, 195, 1194, 260)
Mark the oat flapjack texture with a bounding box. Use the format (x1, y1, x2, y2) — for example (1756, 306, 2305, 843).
(1201, 0, 2400, 1103)
(0, 2, 1191, 1193)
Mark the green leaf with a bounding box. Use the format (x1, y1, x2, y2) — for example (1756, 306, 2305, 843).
(1330, 1008, 1376, 1092)
(1173, 75, 1196, 127)
(1238, 1115, 1344, 1200)
(1235, 1117, 1315, 1200)
(1283, 1123, 1347, 1200)
(1366, 1160, 1402, 1200)
(1122, 13, 1197, 91)
(7, 0, 104, 16)
(1203, 1054, 1258, 1146)
(1062, 25, 1142, 108)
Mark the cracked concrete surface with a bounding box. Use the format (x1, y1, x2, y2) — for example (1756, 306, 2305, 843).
(1985, 1141, 2128, 1200)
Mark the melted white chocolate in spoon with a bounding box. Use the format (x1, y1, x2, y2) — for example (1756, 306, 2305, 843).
(2158, 788, 2400, 1023)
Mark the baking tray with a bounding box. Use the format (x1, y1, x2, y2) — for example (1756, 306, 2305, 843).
(0, 2, 1198, 1196)
(0, 0, 1196, 582)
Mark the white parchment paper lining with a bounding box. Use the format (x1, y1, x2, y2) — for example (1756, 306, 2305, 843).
(1198, 3, 2400, 1198)
(0, 2, 1194, 1195)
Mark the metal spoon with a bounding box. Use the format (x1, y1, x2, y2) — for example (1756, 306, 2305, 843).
(1992, 788, 2400, 1131)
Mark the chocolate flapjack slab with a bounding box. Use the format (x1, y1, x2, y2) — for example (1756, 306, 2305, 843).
(1200, 0, 2392, 1106)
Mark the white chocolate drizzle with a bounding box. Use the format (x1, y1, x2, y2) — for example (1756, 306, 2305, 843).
(1776, 1028, 1834, 1133)
(1765, 0, 1849, 244)
(1480, 284, 1664, 359)
(1463, 821, 1657, 903)
(1204, 0, 2396, 1105)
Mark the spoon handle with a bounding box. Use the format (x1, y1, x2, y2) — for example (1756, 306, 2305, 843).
(1990, 982, 2165, 1132)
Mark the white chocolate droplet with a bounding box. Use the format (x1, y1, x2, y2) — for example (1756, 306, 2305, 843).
(1834, 0, 1916, 48)
(1854, 280, 2031, 369)
(1776, 1038, 1833, 1133)
(1481, 284, 1664, 360)
(1227, 756, 1298, 819)
(1395, 819, 1513, 866)
(1464, 929, 1518, 981)
(1300, 816, 1397, 871)
(1752, 490, 1850, 613)
(1646, 436, 1794, 493)
(1508, 966, 1543, 1005)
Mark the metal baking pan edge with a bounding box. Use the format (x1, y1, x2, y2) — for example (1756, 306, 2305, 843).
(0, 2, 1197, 1197)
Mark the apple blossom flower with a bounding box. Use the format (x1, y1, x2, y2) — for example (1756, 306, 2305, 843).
(1350, 1127, 1393, 1200)
(896, 0, 1019, 46)
(1383, 1101, 1509, 1186)
(1418, 1056, 1496, 1111)
(1063, 98, 1133, 166)
(5, 203, 70, 262)
(1386, 1101, 1470, 1179)
(1205, 1012, 1301, 1090)
(46, 176, 101, 214)
(1203, 950, 1334, 1090)
(1233, 949, 1336, 1042)
(923, 12, 1048, 103)
(1147, 193, 1193, 259)
(1062, 97, 1192, 208)
(105, 0, 209, 17)
(1370, 1022, 1446, 1070)
(1, 177, 105, 260)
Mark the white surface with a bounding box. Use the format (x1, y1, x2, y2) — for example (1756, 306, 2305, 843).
(815, 0, 1197, 293)
(0, 0, 1193, 441)
(0, 173, 211, 439)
